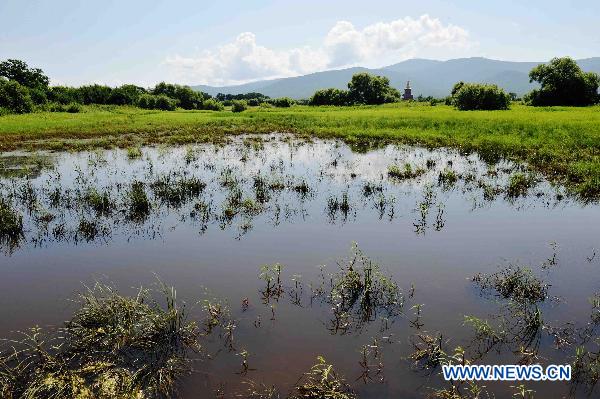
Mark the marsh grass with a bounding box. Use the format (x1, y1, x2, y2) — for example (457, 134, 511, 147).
(506, 173, 536, 198)
(0, 198, 23, 246)
(289, 356, 356, 399)
(387, 163, 425, 181)
(324, 243, 404, 332)
(0, 283, 200, 399)
(151, 174, 206, 208)
(472, 265, 548, 305)
(127, 181, 151, 222)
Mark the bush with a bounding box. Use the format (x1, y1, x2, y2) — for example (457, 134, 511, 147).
(201, 98, 224, 111)
(45, 102, 82, 113)
(231, 99, 248, 112)
(247, 98, 260, 106)
(0, 79, 34, 114)
(269, 97, 295, 107)
(451, 82, 510, 110)
(310, 88, 349, 106)
(525, 57, 600, 106)
(137, 94, 177, 111)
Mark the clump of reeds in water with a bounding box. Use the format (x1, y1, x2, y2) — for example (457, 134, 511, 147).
(0, 283, 200, 399)
(0, 198, 24, 250)
(472, 265, 548, 305)
(324, 243, 404, 332)
(387, 163, 425, 181)
(150, 174, 206, 208)
(289, 356, 356, 399)
(506, 172, 536, 198)
(127, 181, 151, 222)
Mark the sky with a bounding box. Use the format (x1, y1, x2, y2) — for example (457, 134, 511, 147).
(1, 0, 599, 87)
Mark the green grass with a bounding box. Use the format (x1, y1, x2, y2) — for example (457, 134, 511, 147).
(1, 103, 599, 198)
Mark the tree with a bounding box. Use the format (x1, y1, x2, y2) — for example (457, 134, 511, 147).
(525, 57, 600, 106)
(309, 88, 349, 106)
(137, 94, 177, 111)
(0, 78, 34, 114)
(451, 83, 510, 111)
(0, 59, 49, 89)
(108, 84, 146, 105)
(77, 84, 113, 105)
(347, 73, 400, 105)
(152, 82, 203, 110)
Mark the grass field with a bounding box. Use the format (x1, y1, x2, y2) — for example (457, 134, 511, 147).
(1, 103, 599, 198)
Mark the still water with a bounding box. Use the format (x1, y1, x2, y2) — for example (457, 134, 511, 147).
(0, 134, 598, 398)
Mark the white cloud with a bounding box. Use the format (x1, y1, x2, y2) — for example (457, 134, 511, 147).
(165, 15, 474, 85)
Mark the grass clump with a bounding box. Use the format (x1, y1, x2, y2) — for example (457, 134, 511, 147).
(0, 198, 23, 244)
(127, 181, 151, 221)
(83, 188, 113, 216)
(0, 283, 199, 399)
(289, 356, 356, 399)
(387, 163, 425, 180)
(126, 146, 142, 159)
(472, 265, 548, 305)
(325, 243, 403, 331)
(506, 172, 535, 198)
(438, 168, 458, 188)
(150, 174, 205, 208)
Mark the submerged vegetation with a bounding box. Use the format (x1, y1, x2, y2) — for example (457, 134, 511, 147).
(0, 283, 199, 398)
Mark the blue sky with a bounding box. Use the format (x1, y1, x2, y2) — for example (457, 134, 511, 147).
(1, 0, 598, 86)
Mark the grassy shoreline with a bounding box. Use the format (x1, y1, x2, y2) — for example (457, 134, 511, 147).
(1, 103, 599, 198)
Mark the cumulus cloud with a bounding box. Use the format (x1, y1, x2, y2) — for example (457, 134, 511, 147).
(165, 15, 473, 85)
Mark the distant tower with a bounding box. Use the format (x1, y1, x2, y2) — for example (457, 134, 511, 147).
(402, 81, 414, 100)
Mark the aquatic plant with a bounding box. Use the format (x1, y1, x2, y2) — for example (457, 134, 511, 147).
(438, 168, 458, 188)
(472, 265, 548, 305)
(83, 187, 113, 216)
(127, 181, 151, 221)
(387, 163, 425, 180)
(151, 174, 205, 208)
(0, 198, 23, 244)
(325, 243, 404, 330)
(0, 283, 199, 398)
(126, 146, 142, 159)
(506, 172, 535, 198)
(289, 356, 356, 399)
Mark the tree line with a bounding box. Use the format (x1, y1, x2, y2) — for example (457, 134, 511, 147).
(1, 56, 598, 115)
(0, 59, 295, 115)
(308, 57, 600, 110)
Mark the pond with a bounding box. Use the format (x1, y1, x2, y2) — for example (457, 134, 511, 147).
(0, 134, 598, 398)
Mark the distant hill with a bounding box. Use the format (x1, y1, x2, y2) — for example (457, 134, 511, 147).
(192, 57, 600, 99)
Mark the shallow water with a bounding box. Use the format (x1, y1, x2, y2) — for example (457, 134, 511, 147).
(0, 134, 598, 398)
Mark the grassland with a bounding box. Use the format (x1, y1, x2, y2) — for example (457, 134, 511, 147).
(0, 103, 599, 198)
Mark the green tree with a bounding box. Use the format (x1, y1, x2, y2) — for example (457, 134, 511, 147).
(451, 83, 510, 111)
(525, 57, 600, 106)
(0, 78, 34, 113)
(0, 59, 49, 89)
(77, 84, 113, 105)
(347, 73, 400, 105)
(108, 84, 146, 105)
(152, 82, 203, 110)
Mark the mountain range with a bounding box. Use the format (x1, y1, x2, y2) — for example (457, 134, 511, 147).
(192, 57, 600, 99)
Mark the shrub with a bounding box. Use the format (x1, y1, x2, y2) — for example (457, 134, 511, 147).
(451, 82, 510, 110)
(136, 93, 177, 111)
(0, 79, 34, 114)
(66, 102, 82, 113)
(269, 97, 295, 107)
(525, 57, 600, 106)
(247, 98, 260, 106)
(231, 99, 248, 112)
(201, 98, 224, 111)
(310, 88, 349, 106)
